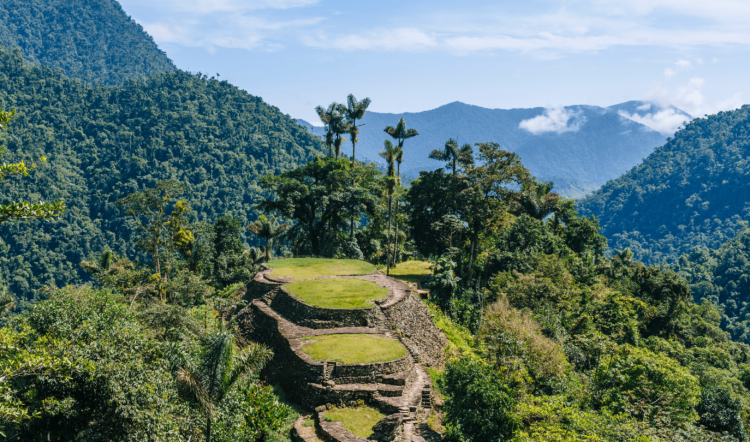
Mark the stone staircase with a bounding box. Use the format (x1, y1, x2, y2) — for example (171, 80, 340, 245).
(239, 267, 444, 442)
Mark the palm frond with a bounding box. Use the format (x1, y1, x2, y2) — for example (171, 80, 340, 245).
(176, 367, 214, 417)
(222, 343, 273, 402)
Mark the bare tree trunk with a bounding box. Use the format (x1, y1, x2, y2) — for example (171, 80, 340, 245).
(386, 194, 393, 276)
(467, 238, 476, 281)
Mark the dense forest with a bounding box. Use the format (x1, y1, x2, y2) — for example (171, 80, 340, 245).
(3, 4, 750, 440)
(670, 227, 750, 345)
(0, 0, 175, 84)
(0, 47, 323, 306)
(5, 105, 750, 439)
(578, 105, 750, 265)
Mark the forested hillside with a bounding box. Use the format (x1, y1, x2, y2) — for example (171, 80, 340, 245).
(302, 101, 679, 197)
(578, 105, 750, 265)
(670, 227, 750, 344)
(0, 0, 175, 84)
(0, 47, 323, 305)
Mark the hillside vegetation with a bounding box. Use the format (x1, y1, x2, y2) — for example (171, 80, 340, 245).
(0, 47, 323, 304)
(0, 0, 175, 84)
(578, 105, 750, 265)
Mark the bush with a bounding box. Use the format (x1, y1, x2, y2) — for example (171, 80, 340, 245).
(696, 386, 746, 441)
(478, 298, 568, 383)
(441, 358, 518, 442)
(594, 345, 700, 426)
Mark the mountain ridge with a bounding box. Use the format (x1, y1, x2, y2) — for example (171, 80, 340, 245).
(299, 100, 688, 197)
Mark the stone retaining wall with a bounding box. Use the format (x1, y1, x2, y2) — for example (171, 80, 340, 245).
(270, 287, 379, 329)
(381, 294, 447, 368)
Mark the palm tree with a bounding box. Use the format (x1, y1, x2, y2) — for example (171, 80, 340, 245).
(384, 118, 419, 183)
(331, 105, 350, 159)
(315, 103, 336, 156)
(384, 119, 418, 265)
(247, 215, 290, 261)
(429, 139, 475, 175)
(380, 140, 397, 276)
(345, 94, 371, 164)
(429, 138, 460, 175)
(513, 179, 561, 220)
(169, 330, 273, 442)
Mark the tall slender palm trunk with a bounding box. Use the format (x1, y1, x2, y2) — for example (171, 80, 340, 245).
(206, 416, 212, 442)
(386, 193, 393, 276)
(393, 200, 400, 264)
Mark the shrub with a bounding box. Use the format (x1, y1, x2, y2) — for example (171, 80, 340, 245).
(594, 345, 700, 426)
(478, 299, 568, 383)
(441, 358, 518, 442)
(696, 386, 746, 441)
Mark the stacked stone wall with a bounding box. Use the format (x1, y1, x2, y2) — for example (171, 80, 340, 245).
(270, 287, 378, 329)
(381, 294, 447, 368)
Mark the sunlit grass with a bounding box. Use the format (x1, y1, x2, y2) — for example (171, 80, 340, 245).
(424, 300, 480, 361)
(285, 278, 388, 309)
(324, 405, 386, 438)
(388, 260, 432, 284)
(301, 334, 407, 364)
(268, 258, 375, 280)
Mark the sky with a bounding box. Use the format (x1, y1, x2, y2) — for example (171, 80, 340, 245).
(117, 0, 750, 133)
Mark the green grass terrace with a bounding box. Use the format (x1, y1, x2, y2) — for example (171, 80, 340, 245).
(267, 258, 376, 280)
(323, 405, 386, 438)
(301, 334, 408, 364)
(387, 260, 432, 284)
(285, 278, 388, 309)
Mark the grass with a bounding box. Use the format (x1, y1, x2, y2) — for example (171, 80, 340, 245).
(285, 278, 388, 309)
(323, 405, 386, 438)
(387, 260, 432, 284)
(268, 258, 376, 280)
(423, 300, 480, 361)
(300, 334, 407, 364)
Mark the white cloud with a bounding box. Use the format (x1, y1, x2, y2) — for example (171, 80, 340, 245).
(519, 108, 585, 134)
(618, 108, 687, 134)
(619, 76, 744, 134)
(664, 68, 676, 79)
(142, 16, 323, 50)
(122, 0, 318, 14)
(303, 28, 437, 51)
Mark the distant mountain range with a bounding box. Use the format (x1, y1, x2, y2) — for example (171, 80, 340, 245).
(577, 105, 750, 264)
(299, 101, 690, 198)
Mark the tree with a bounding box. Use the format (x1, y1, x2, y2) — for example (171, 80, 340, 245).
(442, 358, 518, 442)
(461, 142, 532, 277)
(315, 103, 349, 159)
(511, 178, 562, 220)
(594, 345, 700, 425)
(168, 330, 273, 442)
(0, 109, 65, 224)
(344, 94, 371, 164)
(213, 217, 253, 288)
(258, 157, 382, 256)
(115, 180, 190, 299)
(384, 118, 418, 265)
(246, 215, 290, 261)
(430, 138, 475, 176)
(380, 140, 397, 275)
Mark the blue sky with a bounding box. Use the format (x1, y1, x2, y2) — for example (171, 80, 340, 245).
(118, 0, 750, 133)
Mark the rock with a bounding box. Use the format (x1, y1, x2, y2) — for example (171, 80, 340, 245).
(371, 413, 403, 442)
